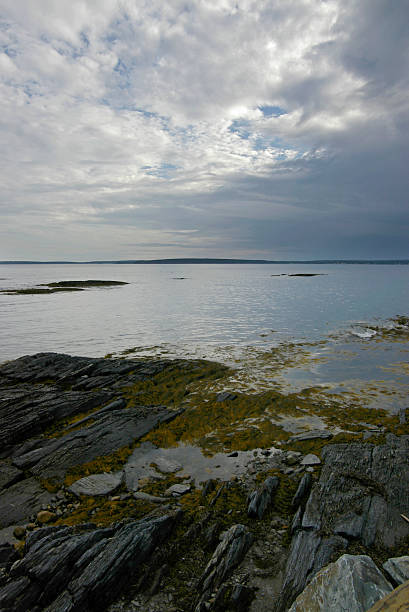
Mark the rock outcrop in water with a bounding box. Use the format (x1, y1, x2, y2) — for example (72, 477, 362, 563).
(0, 352, 408, 612)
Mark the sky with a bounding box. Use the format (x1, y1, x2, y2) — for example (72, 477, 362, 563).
(0, 0, 408, 260)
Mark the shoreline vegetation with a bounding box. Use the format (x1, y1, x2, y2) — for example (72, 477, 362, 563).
(0, 336, 408, 611)
(0, 280, 129, 295)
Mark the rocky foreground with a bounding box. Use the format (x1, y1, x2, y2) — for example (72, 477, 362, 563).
(0, 352, 408, 611)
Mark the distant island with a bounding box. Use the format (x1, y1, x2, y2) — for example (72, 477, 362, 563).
(1, 258, 409, 265)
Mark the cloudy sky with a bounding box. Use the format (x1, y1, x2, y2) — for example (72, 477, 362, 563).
(0, 0, 408, 260)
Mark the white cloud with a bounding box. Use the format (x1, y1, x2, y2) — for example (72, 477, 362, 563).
(0, 0, 408, 259)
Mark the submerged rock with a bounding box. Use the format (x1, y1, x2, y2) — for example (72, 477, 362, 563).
(288, 554, 393, 612)
(290, 430, 332, 442)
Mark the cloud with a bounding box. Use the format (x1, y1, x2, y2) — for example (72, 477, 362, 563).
(0, 0, 408, 259)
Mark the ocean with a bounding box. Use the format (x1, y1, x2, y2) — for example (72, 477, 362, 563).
(1, 262, 408, 412)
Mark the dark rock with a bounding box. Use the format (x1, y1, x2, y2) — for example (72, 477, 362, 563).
(0, 544, 17, 566)
(0, 352, 180, 455)
(0, 478, 53, 529)
(230, 584, 254, 610)
(276, 436, 409, 611)
(64, 398, 126, 431)
(13, 404, 180, 482)
(12, 527, 25, 541)
(247, 476, 279, 519)
(195, 524, 253, 611)
(228, 451, 239, 457)
(0, 514, 176, 611)
(0, 383, 113, 453)
(203, 522, 221, 550)
(216, 392, 237, 402)
(333, 511, 364, 539)
(291, 473, 312, 510)
(288, 554, 393, 611)
(0, 464, 24, 492)
(290, 430, 332, 442)
(201, 479, 217, 499)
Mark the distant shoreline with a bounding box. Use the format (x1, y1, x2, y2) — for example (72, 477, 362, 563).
(1, 258, 409, 265)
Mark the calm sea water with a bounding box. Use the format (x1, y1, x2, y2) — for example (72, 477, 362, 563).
(1, 263, 408, 409)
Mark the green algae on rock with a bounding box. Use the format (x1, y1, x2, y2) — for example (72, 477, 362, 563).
(1, 279, 128, 295)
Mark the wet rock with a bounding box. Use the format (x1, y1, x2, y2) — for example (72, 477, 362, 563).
(36, 511, 56, 525)
(0, 514, 176, 611)
(14, 405, 180, 483)
(0, 352, 181, 456)
(291, 473, 312, 510)
(0, 543, 18, 566)
(383, 556, 409, 585)
(195, 524, 253, 611)
(0, 464, 23, 492)
(300, 454, 321, 466)
(0, 383, 112, 454)
(165, 483, 191, 497)
(276, 436, 409, 611)
(0, 478, 53, 529)
(247, 476, 279, 519)
(288, 554, 393, 612)
(133, 491, 169, 503)
(151, 457, 182, 474)
(367, 579, 409, 611)
(12, 527, 25, 541)
(64, 398, 126, 431)
(230, 584, 254, 610)
(69, 472, 123, 497)
(216, 392, 237, 402)
(290, 430, 333, 442)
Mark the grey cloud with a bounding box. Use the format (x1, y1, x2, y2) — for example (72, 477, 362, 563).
(0, 0, 408, 260)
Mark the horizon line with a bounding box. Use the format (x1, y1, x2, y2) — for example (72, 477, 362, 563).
(1, 257, 409, 265)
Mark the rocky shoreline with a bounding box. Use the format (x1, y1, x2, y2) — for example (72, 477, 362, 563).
(0, 352, 408, 611)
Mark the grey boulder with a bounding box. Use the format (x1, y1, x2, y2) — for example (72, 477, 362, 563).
(68, 472, 123, 497)
(288, 554, 393, 611)
(383, 556, 409, 586)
